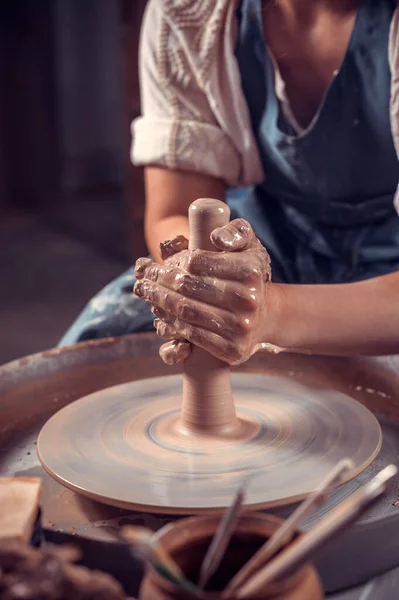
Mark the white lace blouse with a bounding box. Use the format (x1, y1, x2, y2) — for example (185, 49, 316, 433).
(131, 0, 399, 208)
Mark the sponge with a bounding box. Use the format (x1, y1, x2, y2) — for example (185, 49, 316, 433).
(0, 477, 42, 542)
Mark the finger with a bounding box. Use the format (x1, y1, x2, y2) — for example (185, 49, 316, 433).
(154, 318, 185, 341)
(187, 249, 263, 282)
(134, 280, 244, 340)
(159, 339, 191, 365)
(158, 316, 241, 365)
(140, 247, 265, 285)
(134, 257, 153, 280)
(159, 235, 189, 261)
(139, 262, 257, 313)
(163, 248, 190, 270)
(152, 306, 169, 319)
(211, 219, 255, 251)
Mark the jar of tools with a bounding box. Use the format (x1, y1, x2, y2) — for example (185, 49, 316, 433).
(138, 513, 323, 600)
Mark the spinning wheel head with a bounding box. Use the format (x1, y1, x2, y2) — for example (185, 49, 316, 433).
(37, 373, 381, 514)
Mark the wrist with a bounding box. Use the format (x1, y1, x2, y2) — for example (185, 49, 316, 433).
(256, 275, 399, 357)
(258, 282, 289, 347)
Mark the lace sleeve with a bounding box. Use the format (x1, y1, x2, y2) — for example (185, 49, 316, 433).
(130, 0, 244, 186)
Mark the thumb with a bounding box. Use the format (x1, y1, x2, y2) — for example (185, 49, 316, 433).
(211, 219, 255, 251)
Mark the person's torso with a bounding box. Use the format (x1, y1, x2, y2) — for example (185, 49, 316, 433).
(230, 0, 399, 282)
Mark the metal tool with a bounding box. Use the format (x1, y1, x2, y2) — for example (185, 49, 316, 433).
(199, 482, 246, 589)
(227, 458, 353, 592)
(236, 465, 397, 598)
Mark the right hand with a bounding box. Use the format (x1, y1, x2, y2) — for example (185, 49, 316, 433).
(134, 219, 274, 365)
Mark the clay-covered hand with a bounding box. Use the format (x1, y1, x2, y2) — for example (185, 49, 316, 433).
(134, 219, 272, 365)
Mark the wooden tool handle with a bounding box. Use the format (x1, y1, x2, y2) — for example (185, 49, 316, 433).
(180, 198, 238, 434)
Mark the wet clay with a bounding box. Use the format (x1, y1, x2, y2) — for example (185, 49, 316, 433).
(135, 205, 271, 368)
(160, 235, 189, 261)
(180, 199, 238, 434)
(159, 339, 191, 366)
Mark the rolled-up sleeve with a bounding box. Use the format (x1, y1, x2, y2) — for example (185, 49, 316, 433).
(130, 0, 242, 186)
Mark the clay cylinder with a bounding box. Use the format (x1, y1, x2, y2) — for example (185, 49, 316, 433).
(139, 513, 323, 600)
(180, 198, 238, 434)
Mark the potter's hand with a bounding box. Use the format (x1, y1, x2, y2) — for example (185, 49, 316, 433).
(134, 219, 273, 365)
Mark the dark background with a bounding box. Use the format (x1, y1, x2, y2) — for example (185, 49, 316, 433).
(0, 0, 148, 364)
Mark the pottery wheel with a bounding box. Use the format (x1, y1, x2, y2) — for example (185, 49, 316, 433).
(37, 372, 381, 514)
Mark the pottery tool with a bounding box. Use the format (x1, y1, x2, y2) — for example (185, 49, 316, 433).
(0, 477, 42, 542)
(236, 464, 397, 598)
(36, 198, 382, 514)
(226, 458, 353, 592)
(151, 564, 200, 597)
(120, 526, 200, 596)
(121, 525, 183, 579)
(198, 482, 246, 589)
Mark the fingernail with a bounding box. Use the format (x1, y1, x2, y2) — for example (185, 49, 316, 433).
(135, 257, 152, 274)
(213, 227, 235, 247)
(133, 281, 143, 297)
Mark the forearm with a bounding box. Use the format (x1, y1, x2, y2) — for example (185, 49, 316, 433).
(265, 272, 399, 356)
(144, 166, 225, 262)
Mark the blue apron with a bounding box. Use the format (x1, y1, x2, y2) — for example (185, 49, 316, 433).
(231, 0, 399, 284)
(60, 0, 399, 345)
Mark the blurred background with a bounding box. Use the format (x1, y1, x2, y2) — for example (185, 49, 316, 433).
(0, 0, 148, 364)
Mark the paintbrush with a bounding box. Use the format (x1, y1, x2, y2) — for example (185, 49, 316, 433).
(120, 525, 200, 596)
(225, 458, 353, 593)
(151, 562, 201, 597)
(121, 525, 183, 578)
(236, 464, 397, 598)
(198, 482, 246, 590)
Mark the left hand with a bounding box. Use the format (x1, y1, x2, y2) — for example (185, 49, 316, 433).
(134, 219, 272, 365)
